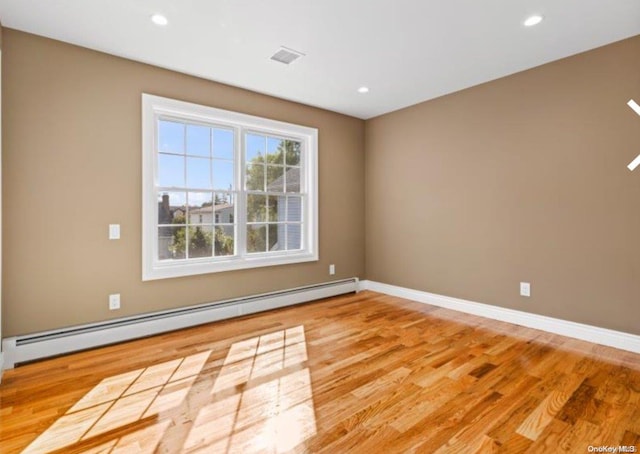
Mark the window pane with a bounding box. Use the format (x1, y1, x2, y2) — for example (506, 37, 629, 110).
(285, 167, 301, 193)
(159, 120, 184, 154)
(213, 160, 234, 190)
(286, 224, 302, 250)
(214, 225, 235, 256)
(246, 164, 265, 191)
(158, 226, 186, 260)
(186, 125, 210, 157)
(247, 194, 266, 222)
(286, 196, 302, 222)
(188, 226, 213, 258)
(269, 223, 281, 251)
(247, 224, 266, 253)
(213, 128, 234, 159)
(285, 140, 301, 166)
(186, 157, 212, 189)
(267, 196, 281, 222)
(246, 134, 265, 162)
(267, 137, 284, 164)
(214, 193, 234, 224)
(266, 166, 284, 192)
(158, 154, 185, 188)
(158, 192, 186, 224)
(188, 192, 213, 224)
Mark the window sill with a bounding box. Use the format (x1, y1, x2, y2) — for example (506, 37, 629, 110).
(142, 251, 318, 281)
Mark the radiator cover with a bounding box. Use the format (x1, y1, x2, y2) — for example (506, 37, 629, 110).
(2, 278, 358, 369)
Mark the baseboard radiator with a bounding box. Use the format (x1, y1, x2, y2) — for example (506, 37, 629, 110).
(2, 278, 359, 369)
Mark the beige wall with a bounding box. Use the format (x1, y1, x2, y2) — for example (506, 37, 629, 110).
(0, 21, 4, 368)
(2, 29, 365, 336)
(366, 36, 640, 335)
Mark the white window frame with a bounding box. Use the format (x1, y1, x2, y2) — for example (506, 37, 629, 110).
(142, 94, 318, 280)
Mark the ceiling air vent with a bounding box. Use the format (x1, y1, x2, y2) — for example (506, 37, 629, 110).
(270, 46, 305, 65)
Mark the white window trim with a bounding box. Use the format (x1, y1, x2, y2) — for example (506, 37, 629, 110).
(142, 94, 318, 281)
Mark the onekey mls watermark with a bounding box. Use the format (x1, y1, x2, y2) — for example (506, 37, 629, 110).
(587, 446, 637, 453)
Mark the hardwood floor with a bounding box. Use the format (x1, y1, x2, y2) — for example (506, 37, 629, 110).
(1, 290, 639, 453)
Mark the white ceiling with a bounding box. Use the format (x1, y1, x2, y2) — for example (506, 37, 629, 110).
(1, 1, 639, 119)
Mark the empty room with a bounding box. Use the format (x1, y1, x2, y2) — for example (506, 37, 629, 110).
(0, 1, 639, 453)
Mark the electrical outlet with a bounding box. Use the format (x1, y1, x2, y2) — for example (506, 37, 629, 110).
(109, 293, 121, 310)
(520, 282, 531, 297)
(109, 224, 120, 240)
(329, 264, 336, 275)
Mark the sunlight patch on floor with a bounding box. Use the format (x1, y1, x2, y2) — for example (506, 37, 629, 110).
(184, 325, 317, 453)
(22, 350, 211, 453)
(22, 325, 316, 453)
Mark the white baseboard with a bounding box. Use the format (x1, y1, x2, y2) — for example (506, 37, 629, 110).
(2, 278, 358, 369)
(360, 280, 640, 354)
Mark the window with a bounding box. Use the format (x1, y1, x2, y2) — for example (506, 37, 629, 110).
(142, 94, 318, 280)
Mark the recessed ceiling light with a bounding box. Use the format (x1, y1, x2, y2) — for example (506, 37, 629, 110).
(524, 15, 543, 27)
(151, 14, 168, 26)
(357, 87, 370, 94)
